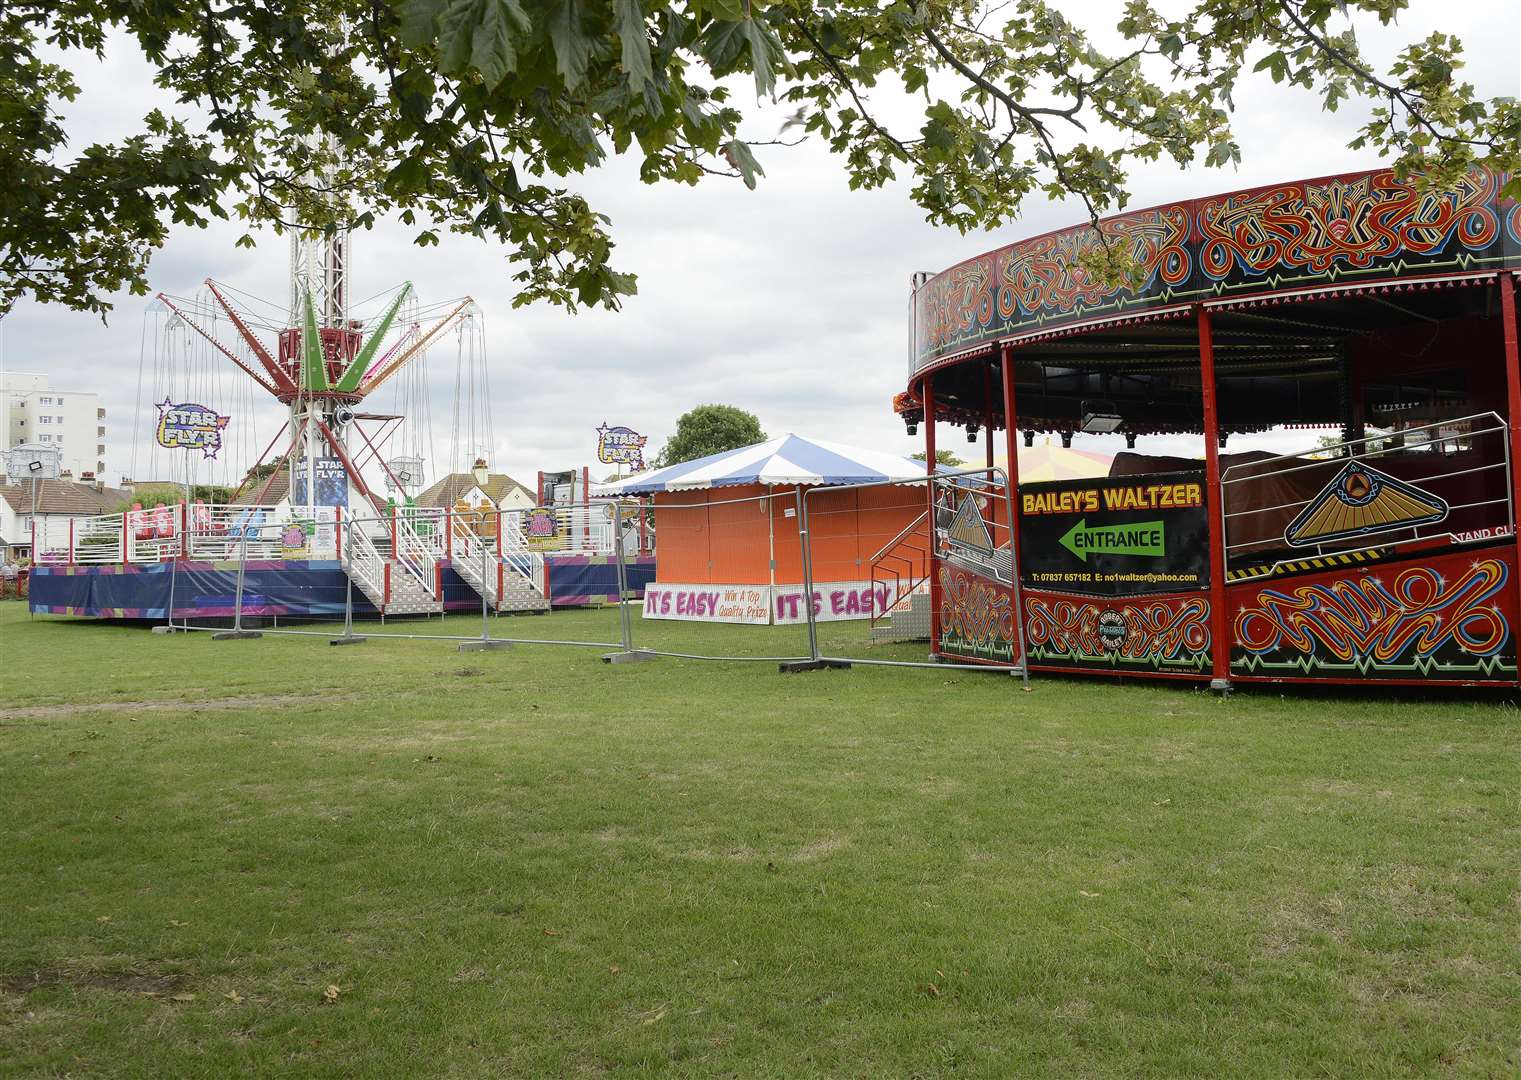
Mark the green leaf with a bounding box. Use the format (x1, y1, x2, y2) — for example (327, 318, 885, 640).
(613, 0, 654, 91)
(437, 0, 481, 74)
(471, 0, 530, 87)
(721, 139, 763, 189)
(547, 0, 592, 89)
(398, 0, 445, 47)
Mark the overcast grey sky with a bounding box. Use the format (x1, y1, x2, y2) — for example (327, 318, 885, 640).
(3, 1, 1517, 488)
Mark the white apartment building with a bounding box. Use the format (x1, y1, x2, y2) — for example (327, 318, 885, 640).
(3, 372, 106, 481)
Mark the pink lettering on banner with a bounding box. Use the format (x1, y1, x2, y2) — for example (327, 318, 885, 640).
(644, 582, 901, 625)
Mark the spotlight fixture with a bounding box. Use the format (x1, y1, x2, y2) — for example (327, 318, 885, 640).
(905, 420, 918, 437)
(1022, 430, 1034, 448)
(1060, 431, 1073, 448)
(965, 423, 978, 444)
(1218, 432, 1229, 448)
(1125, 433, 1137, 449)
(1079, 399, 1124, 434)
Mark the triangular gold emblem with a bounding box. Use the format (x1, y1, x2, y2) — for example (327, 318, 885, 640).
(1285, 460, 1447, 547)
(946, 494, 994, 555)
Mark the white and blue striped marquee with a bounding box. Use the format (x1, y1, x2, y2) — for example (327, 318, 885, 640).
(603, 434, 930, 494)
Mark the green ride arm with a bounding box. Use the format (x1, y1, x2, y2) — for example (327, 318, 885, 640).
(336, 283, 412, 393)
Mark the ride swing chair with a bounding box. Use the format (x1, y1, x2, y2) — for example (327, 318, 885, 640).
(885, 164, 1521, 691)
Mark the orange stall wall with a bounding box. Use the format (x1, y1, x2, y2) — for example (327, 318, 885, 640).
(652, 483, 925, 586)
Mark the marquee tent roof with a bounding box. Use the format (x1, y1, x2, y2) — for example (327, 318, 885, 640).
(604, 434, 931, 494)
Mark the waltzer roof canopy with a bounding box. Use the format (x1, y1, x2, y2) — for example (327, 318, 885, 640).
(901, 165, 1520, 436)
(605, 434, 928, 494)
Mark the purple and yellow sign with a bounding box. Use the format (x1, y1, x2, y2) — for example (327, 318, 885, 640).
(155, 398, 230, 459)
(595, 422, 648, 471)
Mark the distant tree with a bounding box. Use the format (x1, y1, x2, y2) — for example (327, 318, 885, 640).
(912, 450, 965, 467)
(113, 483, 233, 511)
(242, 462, 280, 482)
(655, 406, 764, 468)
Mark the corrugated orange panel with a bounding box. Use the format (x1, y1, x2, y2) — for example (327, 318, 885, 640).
(807, 488, 862, 582)
(771, 489, 804, 583)
(653, 491, 710, 581)
(707, 484, 774, 584)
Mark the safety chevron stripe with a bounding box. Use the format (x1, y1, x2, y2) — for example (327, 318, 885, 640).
(1226, 547, 1391, 583)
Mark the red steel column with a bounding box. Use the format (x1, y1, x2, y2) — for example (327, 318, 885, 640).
(1498, 272, 1521, 684)
(997, 345, 1022, 550)
(923, 373, 941, 653)
(1196, 304, 1231, 689)
(983, 362, 996, 473)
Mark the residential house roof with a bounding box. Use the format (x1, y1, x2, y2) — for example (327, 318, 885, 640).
(417, 472, 533, 508)
(0, 479, 130, 516)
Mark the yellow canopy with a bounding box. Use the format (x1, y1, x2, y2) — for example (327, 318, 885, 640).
(994, 438, 1113, 483)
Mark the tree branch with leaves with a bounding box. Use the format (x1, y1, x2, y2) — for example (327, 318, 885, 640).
(2, 0, 1514, 319)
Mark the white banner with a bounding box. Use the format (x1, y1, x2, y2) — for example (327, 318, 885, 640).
(641, 581, 896, 625)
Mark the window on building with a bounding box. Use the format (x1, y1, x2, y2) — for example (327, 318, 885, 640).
(39, 434, 51, 442)
(39, 416, 51, 424)
(53, 415, 64, 423)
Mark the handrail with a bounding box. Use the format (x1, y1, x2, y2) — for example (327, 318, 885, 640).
(391, 512, 437, 596)
(869, 509, 930, 564)
(343, 519, 386, 599)
(1221, 412, 1505, 483)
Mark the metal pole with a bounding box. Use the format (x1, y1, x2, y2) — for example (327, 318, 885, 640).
(1000, 344, 1031, 687)
(329, 516, 364, 645)
(1196, 303, 1231, 693)
(458, 525, 509, 651)
(214, 523, 261, 639)
(779, 485, 850, 672)
(800, 486, 819, 661)
(602, 501, 654, 663)
(1497, 272, 1521, 689)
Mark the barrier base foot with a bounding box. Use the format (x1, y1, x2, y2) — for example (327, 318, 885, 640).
(151, 625, 183, 635)
(778, 659, 853, 673)
(211, 630, 263, 640)
(459, 639, 512, 652)
(1209, 678, 1233, 696)
(329, 635, 366, 646)
(602, 650, 658, 665)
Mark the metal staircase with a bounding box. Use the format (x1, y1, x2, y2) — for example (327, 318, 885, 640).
(341, 513, 443, 616)
(447, 514, 549, 613)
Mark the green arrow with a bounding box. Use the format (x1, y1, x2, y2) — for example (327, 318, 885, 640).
(1059, 518, 1166, 561)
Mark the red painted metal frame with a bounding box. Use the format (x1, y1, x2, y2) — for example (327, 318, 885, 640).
(229, 421, 291, 503)
(351, 420, 411, 496)
(1195, 304, 1231, 688)
(204, 280, 293, 393)
(314, 418, 386, 515)
(156, 292, 283, 398)
(1501, 272, 1521, 652)
(982, 362, 995, 472)
(254, 417, 308, 506)
(922, 373, 941, 654)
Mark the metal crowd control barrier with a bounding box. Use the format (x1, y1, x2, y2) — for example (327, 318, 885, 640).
(790, 467, 1029, 680)
(149, 484, 1030, 687)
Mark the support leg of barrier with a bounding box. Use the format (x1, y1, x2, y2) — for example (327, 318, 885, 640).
(602, 504, 656, 665)
(213, 530, 262, 640)
(460, 540, 510, 651)
(331, 527, 366, 645)
(778, 659, 853, 673)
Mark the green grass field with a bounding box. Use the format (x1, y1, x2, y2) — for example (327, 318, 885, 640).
(2, 601, 1518, 1077)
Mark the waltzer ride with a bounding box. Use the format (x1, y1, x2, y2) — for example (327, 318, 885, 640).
(890, 165, 1520, 688)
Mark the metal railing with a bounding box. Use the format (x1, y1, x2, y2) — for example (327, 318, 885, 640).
(867, 509, 931, 628)
(1220, 412, 1513, 580)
